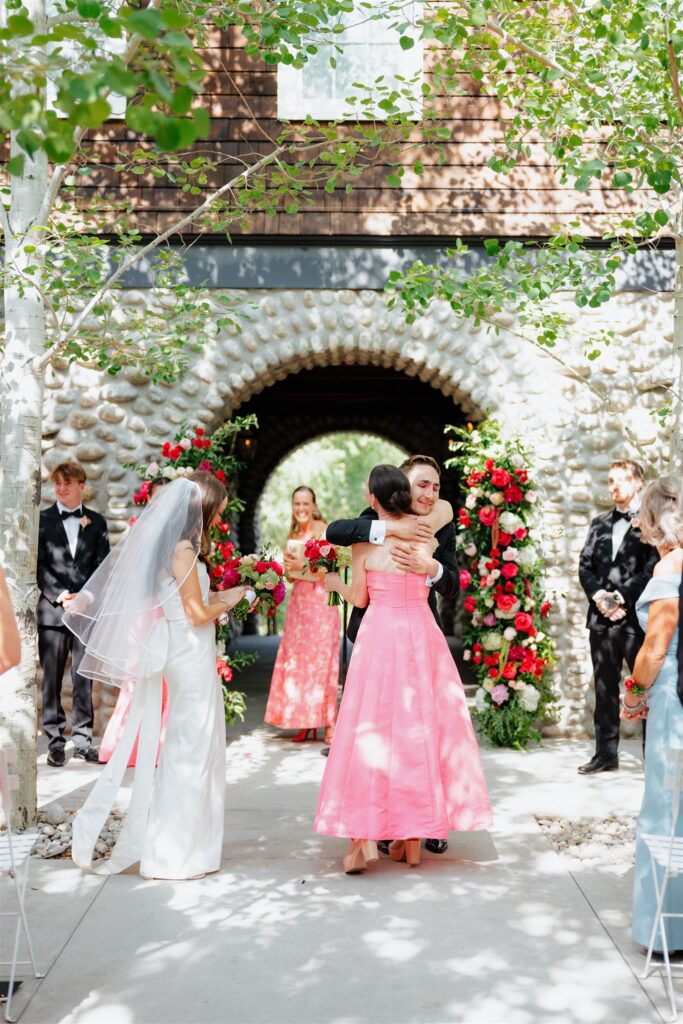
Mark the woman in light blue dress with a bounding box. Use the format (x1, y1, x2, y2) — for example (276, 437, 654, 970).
(623, 478, 683, 950)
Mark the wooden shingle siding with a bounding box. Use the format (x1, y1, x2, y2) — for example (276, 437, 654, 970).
(74, 31, 626, 240)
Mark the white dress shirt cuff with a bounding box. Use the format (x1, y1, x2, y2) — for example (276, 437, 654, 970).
(427, 563, 444, 587)
(56, 590, 70, 605)
(369, 521, 387, 545)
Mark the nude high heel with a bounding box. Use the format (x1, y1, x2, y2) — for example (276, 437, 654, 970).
(343, 839, 378, 874)
(388, 839, 421, 866)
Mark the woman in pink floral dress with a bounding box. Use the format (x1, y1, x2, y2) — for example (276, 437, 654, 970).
(265, 486, 340, 743)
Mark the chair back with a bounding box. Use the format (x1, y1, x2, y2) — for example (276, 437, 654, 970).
(664, 745, 683, 840)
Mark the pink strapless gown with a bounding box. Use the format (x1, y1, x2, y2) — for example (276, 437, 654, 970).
(98, 679, 169, 767)
(315, 571, 493, 840)
(265, 578, 340, 729)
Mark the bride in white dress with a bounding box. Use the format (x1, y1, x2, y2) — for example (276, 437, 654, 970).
(64, 472, 249, 879)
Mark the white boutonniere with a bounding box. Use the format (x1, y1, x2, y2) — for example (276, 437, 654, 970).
(79, 516, 91, 529)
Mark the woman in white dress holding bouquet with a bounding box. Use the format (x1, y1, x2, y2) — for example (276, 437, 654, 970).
(65, 472, 250, 879)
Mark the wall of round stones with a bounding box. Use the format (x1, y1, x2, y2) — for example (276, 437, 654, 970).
(39, 288, 673, 737)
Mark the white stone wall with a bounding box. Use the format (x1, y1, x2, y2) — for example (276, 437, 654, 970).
(40, 288, 672, 736)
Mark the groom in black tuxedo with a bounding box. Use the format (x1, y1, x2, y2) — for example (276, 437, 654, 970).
(324, 453, 459, 855)
(37, 462, 110, 766)
(578, 459, 658, 774)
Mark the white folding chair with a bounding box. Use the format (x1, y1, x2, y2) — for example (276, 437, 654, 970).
(0, 747, 43, 1022)
(642, 745, 683, 1022)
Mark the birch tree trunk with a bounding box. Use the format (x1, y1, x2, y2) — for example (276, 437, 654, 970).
(0, 0, 48, 827)
(672, 204, 683, 474)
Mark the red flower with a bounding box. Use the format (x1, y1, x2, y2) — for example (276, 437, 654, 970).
(540, 600, 552, 618)
(214, 470, 227, 484)
(195, 427, 205, 437)
(515, 527, 528, 541)
(478, 506, 497, 527)
(484, 459, 494, 471)
(503, 484, 524, 504)
(211, 565, 224, 579)
(192, 438, 204, 448)
(488, 667, 499, 679)
(459, 570, 472, 590)
(458, 509, 471, 528)
(491, 468, 511, 488)
(463, 596, 477, 613)
(466, 471, 484, 486)
(514, 612, 534, 633)
(502, 663, 517, 680)
(504, 581, 516, 593)
(501, 563, 519, 580)
(161, 442, 171, 457)
(498, 531, 512, 547)
(218, 522, 230, 534)
(169, 445, 183, 461)
(515, 468, 528, 483)
(473, 654, 482, 664)
(255, 561, 269, 573)
(269, 560, 283, 576)
(495, 593, 518, 612)
(202, 439, 212, 448)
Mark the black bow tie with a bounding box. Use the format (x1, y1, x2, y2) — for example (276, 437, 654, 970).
(60, 508, 82, 520)
(613, 509, 635, 522)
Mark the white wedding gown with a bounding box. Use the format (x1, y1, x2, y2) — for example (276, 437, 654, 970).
(72, 562, 226, 878)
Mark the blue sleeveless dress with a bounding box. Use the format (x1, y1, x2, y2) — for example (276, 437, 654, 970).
(632, 573, 683, 949)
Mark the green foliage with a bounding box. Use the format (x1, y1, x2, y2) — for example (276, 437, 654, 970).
(446, 420, 558, 750)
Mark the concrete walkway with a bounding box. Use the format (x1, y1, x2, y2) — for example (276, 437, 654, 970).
(3, 638, 678, 1023)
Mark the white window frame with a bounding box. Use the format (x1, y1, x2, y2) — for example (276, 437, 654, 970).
(277, 2, 423, 122)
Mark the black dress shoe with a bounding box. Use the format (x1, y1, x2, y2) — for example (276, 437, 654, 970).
(578, 757, 618, 775)
(72, 746, 100, 763)
(425, 838, 448, 854)
(46, 748, 65, 767)
(377, 840, 391, 856)
(320, 746, 330, 758)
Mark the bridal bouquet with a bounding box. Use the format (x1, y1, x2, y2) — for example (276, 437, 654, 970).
(225, 552, 287, 620)
(304, 538, 344, 605)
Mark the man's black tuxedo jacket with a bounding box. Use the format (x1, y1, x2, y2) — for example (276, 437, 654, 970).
(578, 510, 658, 634)
(37, 504, 110, 628)
(325, 508, 459, 642)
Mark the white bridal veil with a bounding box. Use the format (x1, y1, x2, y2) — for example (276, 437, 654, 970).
(64, 477, 203, 687)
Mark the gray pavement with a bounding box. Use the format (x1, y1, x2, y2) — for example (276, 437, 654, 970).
(2, 638, 677, 1023)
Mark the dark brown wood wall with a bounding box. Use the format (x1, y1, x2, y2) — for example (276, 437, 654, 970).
(81, 26, 634, 240)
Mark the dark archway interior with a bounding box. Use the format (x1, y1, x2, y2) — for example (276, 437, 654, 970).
(234, 364, 469, 554)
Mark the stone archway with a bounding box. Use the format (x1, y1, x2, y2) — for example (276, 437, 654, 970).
(41, 287, 670, 735)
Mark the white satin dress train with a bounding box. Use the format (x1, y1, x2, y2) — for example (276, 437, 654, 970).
(72, 563, 226, 878)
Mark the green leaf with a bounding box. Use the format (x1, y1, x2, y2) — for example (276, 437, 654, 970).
(125, 8, 163, 40)
(470, 7, 487, 27)
(483, 239, 500, 256)
(612, 170, 632, 187)
(386, 173, 402, 187)
(170, 86, 194, 115)
(654, 209, 669, 227)
(399, 35, 415, 50)
(77, 0, 102, 17)
(192, 107, 210, 138)
(6, 154, 25, 176)
(7, 13, 33, 36)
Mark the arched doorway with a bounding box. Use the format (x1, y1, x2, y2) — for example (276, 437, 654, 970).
(233, 363, 468, 556)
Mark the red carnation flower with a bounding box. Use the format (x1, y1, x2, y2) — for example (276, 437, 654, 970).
(498, 531, 512, 547)
(478, 506, 497, 527)
(488, 667, 499, 679)
(501, 563, 519, 580)
(459, 570, 472, 590)
(161, 442, 171, 456)
(502, 663, 517, 680)
(514, 468, 528, 483)
(218, 522, 229, 534)
(269, 560, 284, 576)
(484, 459, 494, 472)
(540, 600, 552, 618)
(195, 427, 205, 437)
(495, 593, 518, 612)
(458, 509, 472, 528)
(463, 596, 477, 613)
(255, 561, 269, 573)
(211, 566, 223, 579)
(514, 612, 534, 633)
(491, 468, 511, 488)
(192, 438, 204, 449)
(503, 484, 524, 504)
(214, 470, 227, 484)
(515, 527, 528, 541)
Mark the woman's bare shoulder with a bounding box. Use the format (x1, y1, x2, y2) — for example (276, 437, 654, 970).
(653, 548, 683, 577)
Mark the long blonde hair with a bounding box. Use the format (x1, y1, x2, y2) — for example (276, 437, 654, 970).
(638, 477, 683, 550)
(288, 485, 324, 540)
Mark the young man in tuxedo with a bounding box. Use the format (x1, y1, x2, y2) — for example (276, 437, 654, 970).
(578, 459, 658, 775)
(37, 462, 110, 766)
(322, 453, 459, 854)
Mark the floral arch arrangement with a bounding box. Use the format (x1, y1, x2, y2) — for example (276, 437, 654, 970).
(447, 419, 558, 749)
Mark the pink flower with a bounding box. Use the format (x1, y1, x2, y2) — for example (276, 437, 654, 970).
(483, 613, 497, 627)
(459, 570, 472, 590)
(491, 684, 510, 705)
(223, 567, 240, 588)
(273, 581, 286, 604)
(198, 459, 213, 472)
(265, 581, 275, 590)
(179, 438, 192, 450)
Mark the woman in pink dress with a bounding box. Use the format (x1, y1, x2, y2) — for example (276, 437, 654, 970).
(98, 477, 171, 766)
(264, 486, 340, 744)
(317, 465, 492, 873)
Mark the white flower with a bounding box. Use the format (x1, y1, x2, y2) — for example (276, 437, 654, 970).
(475, 688, 488, 711)
(482, 632, 502, 651)
(499, 511, 524, 533)
(470, 487, 483, 498)
(465, 544, 477, 557)
(147, 461, 160, 477)
(471, 431, 481, 442)
(503, 626, 517, 642)
(519, 685, 541, 712)
(478, 557, 489, 576)
(495, 606, 519, 620)
(465, 494, 477, 510)
(179, 437, 192, 450)
(490, 492, 504, 506)
(516, 546, 538, 568)
(472, 614, 481, 626)
(527, 490, 538, 503)
(463, 649, 472, 661)
(535, 630, 546, 642)
(510, 453, 525, 469)
(502, 548, 518, 562)
(165, 467, 177, 479)
(484, 597, 495, 608)
(483, 678, 494, 692)
(490, 569, 501, 580)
